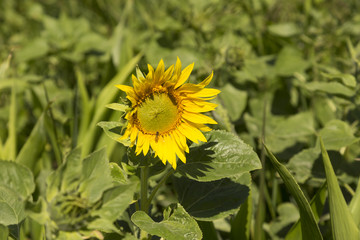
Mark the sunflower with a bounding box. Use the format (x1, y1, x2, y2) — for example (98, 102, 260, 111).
(117, 58, 220, 169)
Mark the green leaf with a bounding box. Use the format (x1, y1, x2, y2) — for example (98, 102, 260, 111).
(87, 218, 120, 233)
(60, 148, 82, 193)
(26, 197, 49, 225)
(349, 177, 360, 228)
(230, 190, 252, 240)
(197, 221, 218, 240)
(304, 81, 355, 97)
(319, 138, 359, 239)
(245, 112, 314, 153)
(285, 183, 327, 240)
(110, 162, 127, 183)
(75, 67, 92, 145)
(79, 148, 113, 203)
(16, 113, 46, 171)
(219, 84, 247, 121)
(318, 120, 359, 151)
(174, 173, 250, 221)
(106, 103, 129, 112)
(0, 224, 9, 239)
(287, 148, 320, 184)
(265, 145, 323, 240)
(97, 121, 130, 146)
(0, 161, 35, 199)
(15, 38, 49, 62)
(57, 231, 83, 240)
(268, 23, 300, 37)
(321, 72, 356, 87)
(275, 46, 309, 76)
(131, 203, 203, 240)
(91, 181, 138, 222)
(0, 186, 26, 226)
(264, 203, 300, 239)
(177, 130, 261, 182)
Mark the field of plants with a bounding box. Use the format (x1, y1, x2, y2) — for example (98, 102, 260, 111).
(1, 0, 360, 239)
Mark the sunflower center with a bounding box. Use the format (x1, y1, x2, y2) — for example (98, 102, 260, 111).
(137, 93, 179, 134)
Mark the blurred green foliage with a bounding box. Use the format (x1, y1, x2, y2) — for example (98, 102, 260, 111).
(1, 0, 360, 239)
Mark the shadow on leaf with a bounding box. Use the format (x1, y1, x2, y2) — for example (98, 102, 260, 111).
(177, 141, 218, 180)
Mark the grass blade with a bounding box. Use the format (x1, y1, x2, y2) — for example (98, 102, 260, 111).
(319, 137, 359, 239)
(349, 177, 360, 228)
(16, 113, 46, 171)
(264, 145, 323, 240)
(285, 182, 327, 240)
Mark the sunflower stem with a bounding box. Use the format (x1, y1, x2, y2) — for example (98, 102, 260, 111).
(147, 168, 174, 209)
(140, 166, 149, 212)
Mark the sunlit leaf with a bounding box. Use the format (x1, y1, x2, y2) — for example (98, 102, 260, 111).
(0, 186, 26, 226)
(0, 161, 35, 199)
(131, 203, 202, 240)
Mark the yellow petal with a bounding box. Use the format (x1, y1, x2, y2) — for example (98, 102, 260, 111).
(178, 123, 201, 144)
(147, 64, 154, 80)
(173, 130, 189, 153)
(198, 71, 214, 88)
(142, 135, 151, 156)
(187, 88, 221, 98)
(178, 83, 202, 92)
(188, 121, 212, 132)
(175, 62, 194, 89)
(116, 84, 134, 94)
(182, 111, 217, 124)
(130, 127, 139, 143)
(154, 59, 165, 82)
(163, 64, 174, 81)
(183, 100, 217, 112)
(174, 57, 182, 77)
(183, 122, 207, 142)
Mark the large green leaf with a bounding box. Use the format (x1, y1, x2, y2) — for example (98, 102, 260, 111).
(177, 130, 261, 182)
(0, 161, 35, 199)
(0, 186, 26, 226)
(318, 120, 359, 151)
(131, 203, 202, 240)
(265, 145, 323, 240)
(319, 138, 359, 239)
(174, 173, 250, 221)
